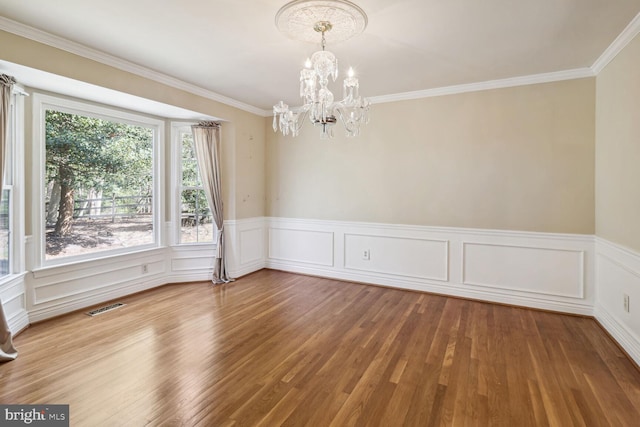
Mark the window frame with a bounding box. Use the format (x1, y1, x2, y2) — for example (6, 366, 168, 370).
(32, 93, 165, 267)
(0, 87, 25, 281)
(171, 123, 216, 246)
(0, 188, 13, 278)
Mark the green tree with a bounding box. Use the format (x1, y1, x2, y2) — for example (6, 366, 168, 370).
(45, 110, 152, 235)
(180, 133, 210, 221)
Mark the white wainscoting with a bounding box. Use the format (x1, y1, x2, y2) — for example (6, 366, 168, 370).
(344, 233, 449, 281)
(17, 218, 597, 324)
(12, 216, 640, 367)
(462, 243, 585, 298)
(18, 219, 261, 326)
(27, 247, 170, 323)
(14, 215, 640, 368)
(225, 217, 267, 278)
(594, 238, 640, 366)
(264, 217, 594, 315)
(169, 244, 216, 283)
(269, 228, 334, 267)
(0, 273, 29, 334)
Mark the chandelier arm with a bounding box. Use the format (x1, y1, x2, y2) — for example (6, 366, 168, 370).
(333, 105, 353, 130)
(292, 106, 311, 136)
(333, 102, 367, 137)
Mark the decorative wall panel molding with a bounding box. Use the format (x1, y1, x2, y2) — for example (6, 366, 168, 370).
(171, 245, 216, 273)
(32, 252, 167, 305)
(344, 233, 449, 281)
(240, 228, 265, 266)
(225, 218, 267, 278)
(462, 242, 584, 298)
(0, 274, 28, 334)
(28, 275, 168, 324)
(268, 228, 334, 267)
(24, 244, 170, 322)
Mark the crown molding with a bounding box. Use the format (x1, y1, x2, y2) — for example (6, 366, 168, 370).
(368, 68, 595, 105)
(4, 11, 638, 114)
(0, 16, 268, 117)
(265, 66, 596, 113)
(591, 11, 640, 74)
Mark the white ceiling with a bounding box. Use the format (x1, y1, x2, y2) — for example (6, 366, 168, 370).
(0, 0, 639, 112)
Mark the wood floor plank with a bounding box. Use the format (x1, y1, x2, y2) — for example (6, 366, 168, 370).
(1, 269, 640, 426)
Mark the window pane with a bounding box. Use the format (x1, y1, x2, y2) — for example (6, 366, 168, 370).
(45, 110, 154, 260)
(180, 189, 214, 244)
(0, 189, 9, 277)
(179, 130, 214, 244)
(181, 132, 201, 186)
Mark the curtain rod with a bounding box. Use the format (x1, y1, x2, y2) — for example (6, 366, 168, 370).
(12, 87, 29, 97)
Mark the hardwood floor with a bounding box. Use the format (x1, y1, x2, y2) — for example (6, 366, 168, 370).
(1, 269, 640, 426)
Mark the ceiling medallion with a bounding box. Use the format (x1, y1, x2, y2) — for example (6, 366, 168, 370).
(275, 0, 368, 44)
(273, 0, 370, 138)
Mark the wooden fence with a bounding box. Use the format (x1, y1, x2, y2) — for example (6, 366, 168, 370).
(46, 194, 152, 223)
(47, 194, 211, 225)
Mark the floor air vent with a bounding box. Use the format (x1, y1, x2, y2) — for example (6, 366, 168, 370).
(86, 302, 126, 317)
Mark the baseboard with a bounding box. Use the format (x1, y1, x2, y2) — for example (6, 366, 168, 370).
(7, 309, 29, 336)
(594, 237, 640, 366)
(594, 304, 640, 366)
(164, 273, 214, 284)
(28, 275, 167, 323)
(228, 259, 266, 279)
(266, 260, 594, 315)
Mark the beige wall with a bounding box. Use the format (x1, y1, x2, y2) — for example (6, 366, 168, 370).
(266, 78, 595, 234)
(233, 114, 266, 219)
(0, 30, 266, 224)
(596, 33, 640, 252)
(3, 29, 599, 235)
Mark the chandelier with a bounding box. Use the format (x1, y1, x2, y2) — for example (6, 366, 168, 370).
(273, 0, 371, 138)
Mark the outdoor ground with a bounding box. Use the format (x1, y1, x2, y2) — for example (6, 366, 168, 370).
(46, 217, 153, 259)
(45, 217, 215, 259)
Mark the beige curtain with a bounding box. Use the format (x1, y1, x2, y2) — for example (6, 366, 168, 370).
(191, 122, 232, 283)
(0, 74, 18, 362)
